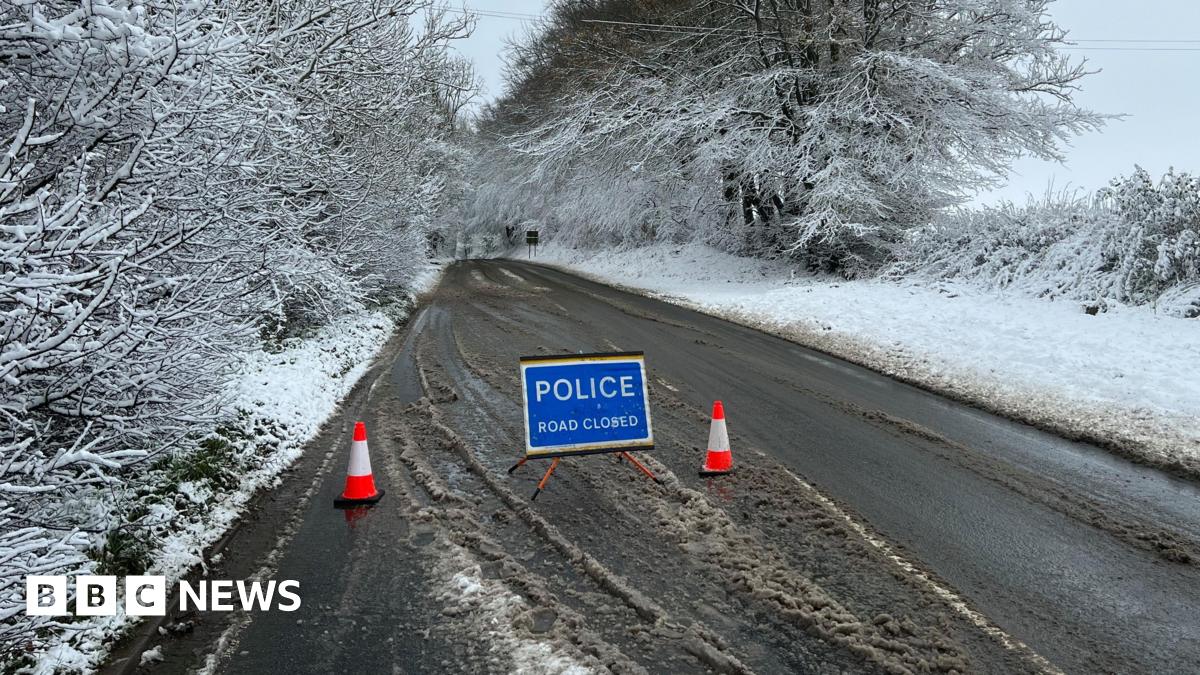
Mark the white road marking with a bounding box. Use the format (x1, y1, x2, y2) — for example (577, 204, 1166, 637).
(781, 468, 1064, 675)
(498, 268, 526, 284)
(656, 377, 679, 392)
(496, 266, 550, 291)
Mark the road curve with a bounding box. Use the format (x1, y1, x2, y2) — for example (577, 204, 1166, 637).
(113, 259, 1200, 674)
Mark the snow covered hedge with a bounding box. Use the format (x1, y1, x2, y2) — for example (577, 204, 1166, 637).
(898, 167, 1200, 316)
(0, 1, 469, 667)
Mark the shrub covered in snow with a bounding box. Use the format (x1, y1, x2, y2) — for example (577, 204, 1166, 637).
(1102, 168, 1200, 308)
(896, 168, 1200, 316)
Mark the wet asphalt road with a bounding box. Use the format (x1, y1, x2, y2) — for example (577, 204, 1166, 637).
(490, 260, 1200, 673)
(120, 259, 1200, 674)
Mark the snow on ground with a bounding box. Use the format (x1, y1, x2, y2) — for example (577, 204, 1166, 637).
(27, 310, 398, 675)
(436, 559, 596, 675)
(524, 243, 1200, 473)
(26, 262, 448, 674)
(410, 259, 450, 298)
(228, 310, 394, 470)
(155, 261, 449, 579)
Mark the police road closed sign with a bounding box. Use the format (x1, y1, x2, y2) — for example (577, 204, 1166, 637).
(520, 352, 653, 458)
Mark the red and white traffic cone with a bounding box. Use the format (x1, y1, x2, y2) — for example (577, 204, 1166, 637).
(334, 422, 384, 508)
(699, 401, 733, 476)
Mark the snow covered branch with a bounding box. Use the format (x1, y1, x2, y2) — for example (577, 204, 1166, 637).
(0, 0, 473, 662)
(466, 0, 1109, 273)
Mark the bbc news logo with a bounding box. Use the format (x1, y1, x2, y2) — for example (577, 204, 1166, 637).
(25, 576, 301, 616)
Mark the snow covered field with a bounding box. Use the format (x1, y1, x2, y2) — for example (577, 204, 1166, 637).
(525, 244, 1200, 474)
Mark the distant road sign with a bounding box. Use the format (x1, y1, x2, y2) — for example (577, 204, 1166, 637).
(519, 352, 654, 458)
(526, 230, 539, 244)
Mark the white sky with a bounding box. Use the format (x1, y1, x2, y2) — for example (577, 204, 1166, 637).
(446, 1, 546, 104)
(447, 0, 1200, 205)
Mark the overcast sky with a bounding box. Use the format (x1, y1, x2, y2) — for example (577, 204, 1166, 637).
(447, 0, 1200, 206)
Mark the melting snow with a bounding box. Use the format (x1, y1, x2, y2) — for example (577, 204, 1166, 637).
(526, 243, 1200, 468)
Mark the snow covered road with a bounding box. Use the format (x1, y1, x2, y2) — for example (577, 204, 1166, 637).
(113, 260, 1200, 674)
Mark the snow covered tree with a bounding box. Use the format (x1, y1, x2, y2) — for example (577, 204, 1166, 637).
(0, 0, 473, 660)
(468, 0, 1107, 273)
(1101, 167, 1200, 305)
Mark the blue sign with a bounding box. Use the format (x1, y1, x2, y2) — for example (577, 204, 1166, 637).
(520, 352, 654, 458)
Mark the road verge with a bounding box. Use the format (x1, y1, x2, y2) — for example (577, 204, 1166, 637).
(19, 264, 447, 674)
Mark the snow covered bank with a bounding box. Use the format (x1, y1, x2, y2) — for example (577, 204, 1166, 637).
(17, 262, 446, 674)
(26, 310, 395, 673)
(524, 244, 1200, 475)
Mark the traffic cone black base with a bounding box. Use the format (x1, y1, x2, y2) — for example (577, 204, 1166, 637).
(334, 490, 385, 509)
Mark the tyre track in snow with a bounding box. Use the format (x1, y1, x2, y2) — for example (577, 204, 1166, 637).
(420, 265, 1046, 673)
(446, 259, 1200, 674)
(126, 259, 1200, 674)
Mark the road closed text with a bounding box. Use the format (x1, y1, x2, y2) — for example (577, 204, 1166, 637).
(25, 575, 301, 616)
(537, 414, 642, 434)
